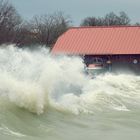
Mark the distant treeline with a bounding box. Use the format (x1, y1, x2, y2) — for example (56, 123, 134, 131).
(0, 0, 140, 47)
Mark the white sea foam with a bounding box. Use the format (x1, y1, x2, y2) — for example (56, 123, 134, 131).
(0, 124, 26, 137)
(0, 45, 140, 115)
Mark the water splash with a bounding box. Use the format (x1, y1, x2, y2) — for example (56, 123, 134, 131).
(0, 45, 140, 115)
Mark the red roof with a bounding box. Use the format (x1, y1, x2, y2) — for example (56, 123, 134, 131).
(52, 26, 140, 55)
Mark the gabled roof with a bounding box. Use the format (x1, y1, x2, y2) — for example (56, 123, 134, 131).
(52, 26, 140, 55)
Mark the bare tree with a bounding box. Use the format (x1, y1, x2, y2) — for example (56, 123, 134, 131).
(104, 11, 130, 25)
(0, 0, 22, 44)
(135, 22, 140, 26)
(30, 12, 71, 46)
(81, 11, 130, 26)
(15, 22, 37, 46)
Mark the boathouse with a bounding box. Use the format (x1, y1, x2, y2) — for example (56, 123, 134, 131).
(52, 26, 140, 73)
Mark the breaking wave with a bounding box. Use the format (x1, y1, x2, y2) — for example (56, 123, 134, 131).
(0, 45, 140, 115)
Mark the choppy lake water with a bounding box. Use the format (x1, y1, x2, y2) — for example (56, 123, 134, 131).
(0, 45, 140, 140)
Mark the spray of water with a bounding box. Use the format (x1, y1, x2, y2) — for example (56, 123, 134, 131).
(0, 45, 140, 115)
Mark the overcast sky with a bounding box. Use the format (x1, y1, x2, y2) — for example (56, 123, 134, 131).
(10, 0, 140, 25)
